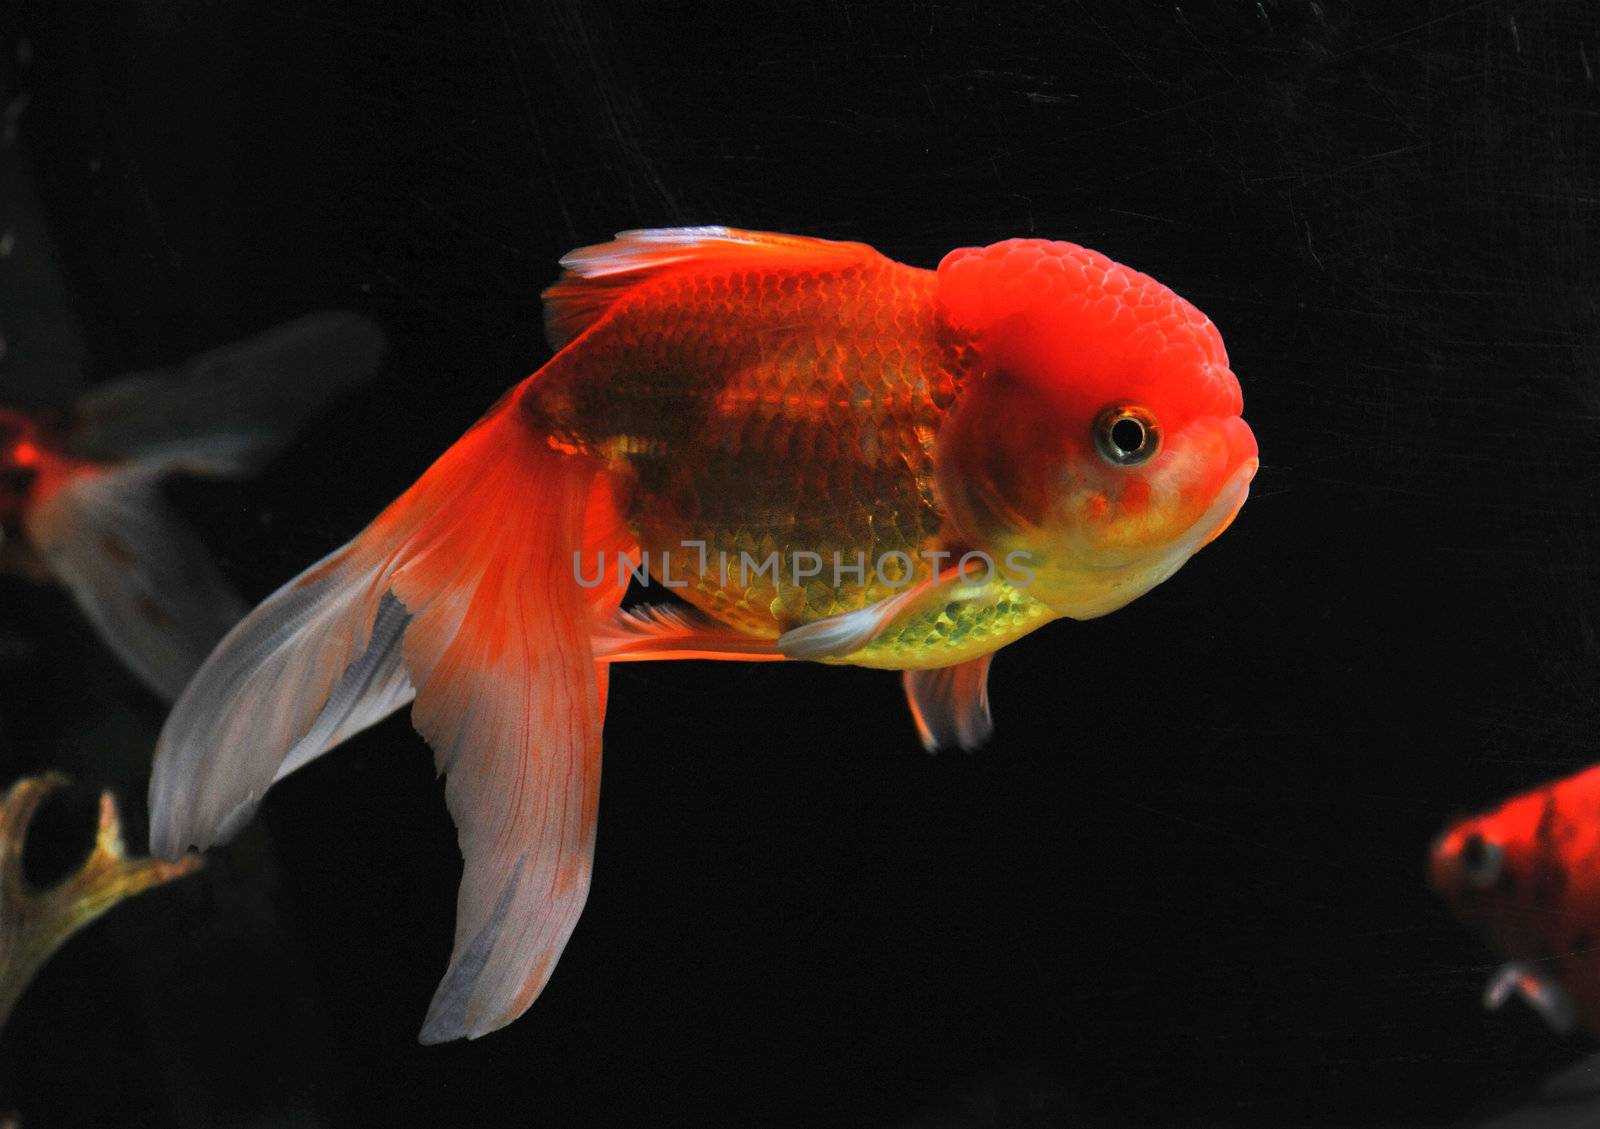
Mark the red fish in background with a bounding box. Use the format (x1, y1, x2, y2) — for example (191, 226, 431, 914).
(1429, 764, 1600, 1035)
(0, 312, 386, 700)
(149, 228, 1258, 1042)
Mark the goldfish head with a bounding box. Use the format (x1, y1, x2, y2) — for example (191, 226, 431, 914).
(1428, 778, 1597, 963)
(933, 239, 1258, 619)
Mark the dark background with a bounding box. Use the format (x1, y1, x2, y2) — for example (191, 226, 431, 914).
(2, 0, 1599, 1126)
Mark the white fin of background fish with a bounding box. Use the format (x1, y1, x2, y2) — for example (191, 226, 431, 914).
(67, 311, 387, 472)
(29, 312, 386, 701)
(1483, 961, 1579, 1034)
(25, 464, 246, 701)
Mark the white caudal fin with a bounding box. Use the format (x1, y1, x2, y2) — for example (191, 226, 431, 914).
(68, 311, 387, 474)
(149, 395, 634, 1042)
(20, 313, 386, 701)
(147, 542, 415, 850)
(25, 463, 246, 701)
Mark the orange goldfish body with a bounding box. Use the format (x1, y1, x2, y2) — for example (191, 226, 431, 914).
(148, 228, 1259, 1042)
(0, 313, 386, 700)
(1430, 765, 1600, 1035)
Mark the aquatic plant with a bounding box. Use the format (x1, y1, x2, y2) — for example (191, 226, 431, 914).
(0, 773, 201, 1032)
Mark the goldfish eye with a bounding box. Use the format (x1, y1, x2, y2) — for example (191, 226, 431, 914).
(1093, 405, 1160, 468)
(1459, 833, 1504, 889)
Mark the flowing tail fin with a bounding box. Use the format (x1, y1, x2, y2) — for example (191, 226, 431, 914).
(23, 313, 388, 701)
(26, 462, 249, 701)
(67, 311, 388, 473)
(148, 393, 632, 1041)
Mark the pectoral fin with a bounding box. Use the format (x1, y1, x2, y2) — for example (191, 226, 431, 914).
(902, 655, 995, 753)
(1483, 962, 1579, 1033)
(776, 567, 998, 662)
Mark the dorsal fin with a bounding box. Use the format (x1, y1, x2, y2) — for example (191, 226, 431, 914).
(541, 226, 888, 350)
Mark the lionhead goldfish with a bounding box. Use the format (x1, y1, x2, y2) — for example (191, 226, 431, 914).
(1430, 764, 1600, 1035)
(148, 227, 1258, 1042)
(0, 313, 386, 700)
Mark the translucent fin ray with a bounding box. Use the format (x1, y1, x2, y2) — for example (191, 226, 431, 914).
(25, 465, 245, 700)
(902, 655, 995, 752)
(69, 311, 387, 473)
(150, 395, 632, 1043)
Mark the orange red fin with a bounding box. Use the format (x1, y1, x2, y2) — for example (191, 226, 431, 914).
(150, 394, 634, 1042)
(542, 227, 888, 350)
(902, 655, 995, 752)
(383, 411, 619, 1041)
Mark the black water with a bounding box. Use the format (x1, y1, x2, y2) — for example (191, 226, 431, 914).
(3, 1, 1600, 1126)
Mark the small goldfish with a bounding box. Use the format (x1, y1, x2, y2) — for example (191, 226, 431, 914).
(1430, 764, 1600, 1035)
(149, 227, 1258, 1041)
(0, 313, 386, 700)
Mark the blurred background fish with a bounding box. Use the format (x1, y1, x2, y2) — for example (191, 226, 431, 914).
(1430, 764, 1600, 1037)
(0, 21, 366, 1128)
(0, 312, 388, 700)
(0, 20, 386, 702)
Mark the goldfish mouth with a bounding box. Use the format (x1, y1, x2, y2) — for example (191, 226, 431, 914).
(1192, 454, 1258, 550)
(1038, 449, 1257, 620)
(1136, 452, 1256, 576)
(1113, 445, 1259, 562)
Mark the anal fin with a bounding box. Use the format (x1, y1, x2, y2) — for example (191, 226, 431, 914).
(902, 655, 995, 753)
(1484, 961, 1579, 1033)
